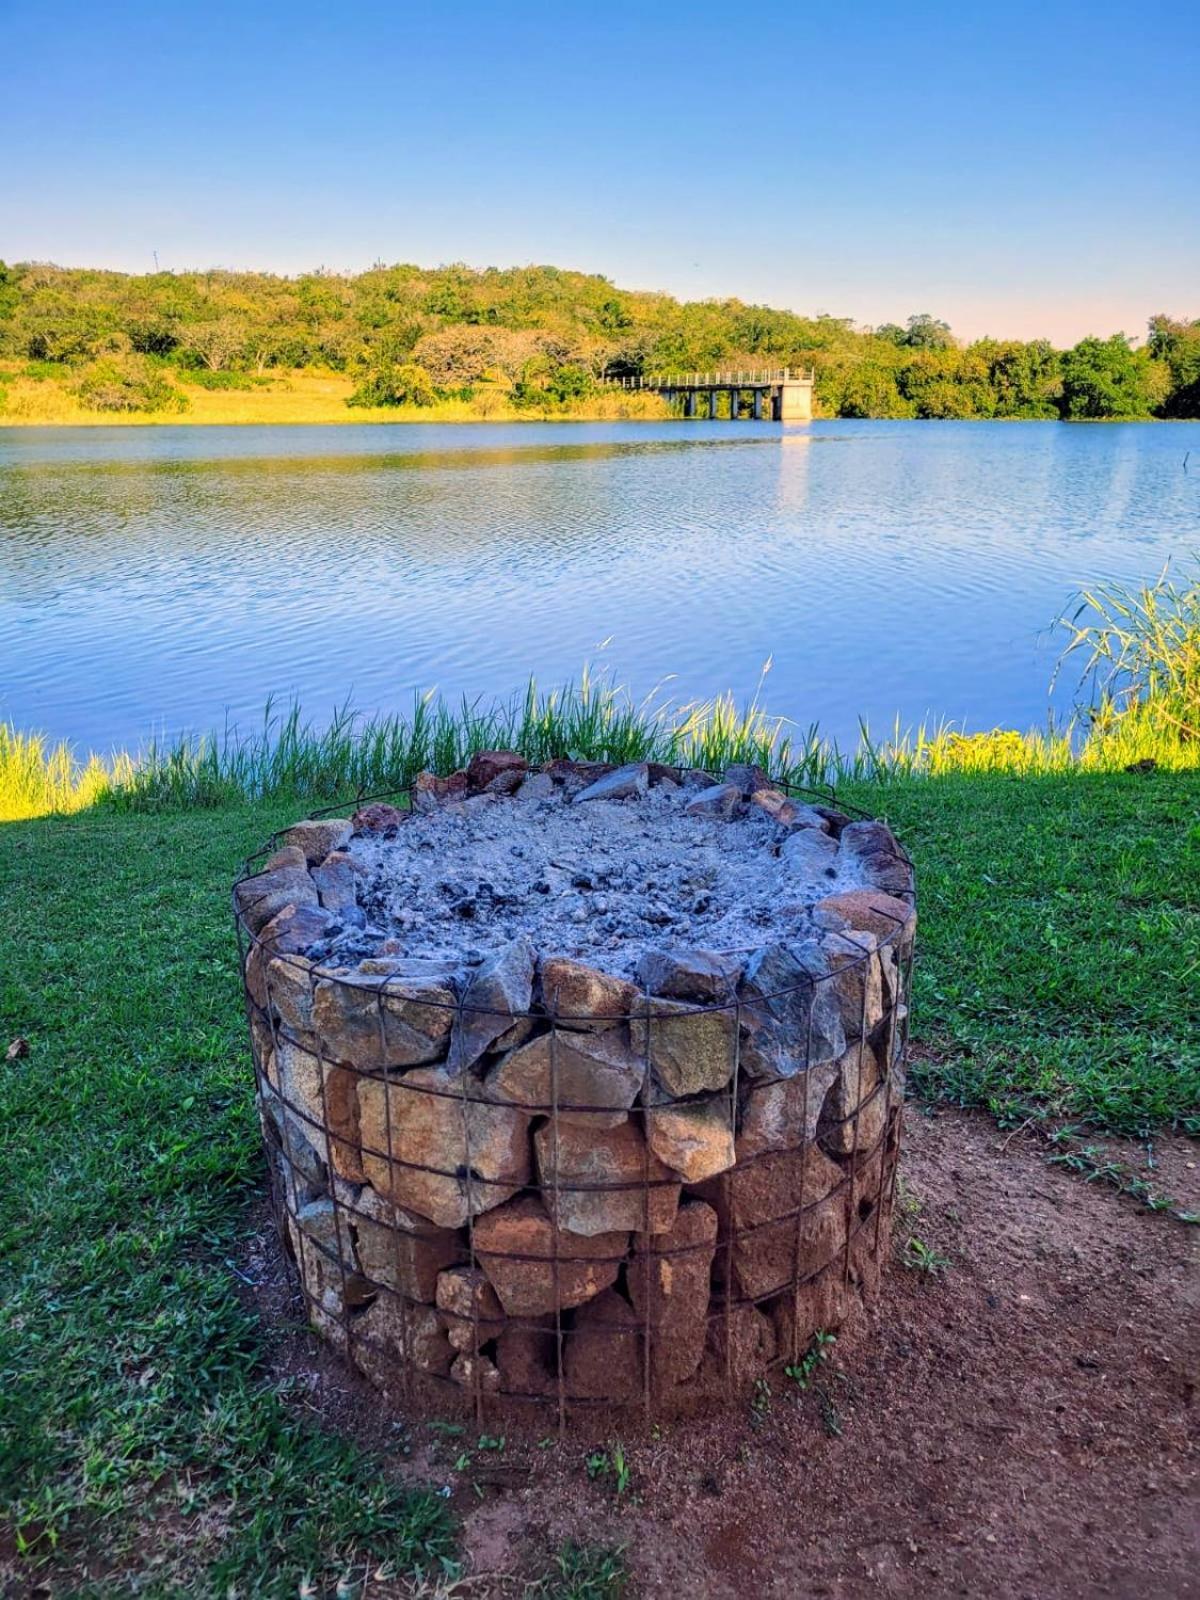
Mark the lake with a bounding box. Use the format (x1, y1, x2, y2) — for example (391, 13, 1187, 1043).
(2, 418, 1198, 755)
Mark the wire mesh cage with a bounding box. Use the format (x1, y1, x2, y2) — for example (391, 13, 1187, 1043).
(234, 762, 914, 1427)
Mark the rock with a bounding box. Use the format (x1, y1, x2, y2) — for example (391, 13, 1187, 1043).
(770, 1263, 858, 1363)
(344, 1179, 464, 1302)
(473, 1196, 627, 1316)
(723, 763, 771, 796)
(646, 761, 682, 786)
(628, 1200, 718, 1386)
(542, 757, 614, 793)
(279, 818, 353, 865)
(698, 1143, 846, 1301)
(534, 1118, 680, 1236)
(289, 1197, 372, 1335)
(311, 854, 359, 917)
(538, 956, 639, 1028)
(466, 750, 528, 791)
(447, 938, 535, 1071)
(750, 787, 804, 825)
(246, 901, 336, 1011)
(413, 770, 470, 810)
(516, 771, 556, 801)
(450, 1352, 502, 1393)
(357, 1066, 530, 1228)
(737, 942, 846, 1081)
(706, 1303, 777, 1385)
(819, 929, 885, 1039)
(839, 819, 914, 898)
(272, 1037, 366, 1183)
(489, 1027, 643, 1117)
(817, 1039, 894, 1158)
(312, 964, 456, 1070)
(738, 1062, 842, 1159)
(351, 801, 407, 832)
(259, 1080, 327, 1195)
(574, 762, 650, 803)
(630, 998, 737, 1098)
(564, 1289, 642, 1400)
(634, 947, 742, 1004)
(235, 862, 319, 935)
(354, 1297, 453, 1383)
(684, 783, 742, 820)
(495, 1320, 559, 1396)
(646, 1102, 735, 1182)
(263, 844, 310, 872)
(779, 826, 839, 877)
(264, 952, 318, 1040)
(815, 889, 916, 957)
(437, 1264, 503, 1323)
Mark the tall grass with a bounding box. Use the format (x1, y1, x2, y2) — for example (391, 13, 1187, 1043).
(4, 569, 1198, 821)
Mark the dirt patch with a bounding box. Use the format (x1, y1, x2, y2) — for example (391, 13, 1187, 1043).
(247, 1104, 1200, 1599)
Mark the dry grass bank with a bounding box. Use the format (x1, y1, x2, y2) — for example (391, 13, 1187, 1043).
(0, 366, 671, 426)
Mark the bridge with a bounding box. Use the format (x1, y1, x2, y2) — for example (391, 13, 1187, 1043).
(602, 368, 815, 421)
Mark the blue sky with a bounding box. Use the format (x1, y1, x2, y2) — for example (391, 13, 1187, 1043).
(2, 0, 1196, 343)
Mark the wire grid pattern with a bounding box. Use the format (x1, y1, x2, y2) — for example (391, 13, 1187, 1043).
(235, 776, 913, 1424)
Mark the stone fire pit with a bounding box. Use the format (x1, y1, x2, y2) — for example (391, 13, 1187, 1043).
(235, 754, 914, 1420)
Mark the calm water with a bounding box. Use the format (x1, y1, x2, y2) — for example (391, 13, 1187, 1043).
(2, 419, 1198, 754)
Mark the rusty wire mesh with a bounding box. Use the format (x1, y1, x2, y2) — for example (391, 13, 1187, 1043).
(234, 774, 914, 1426)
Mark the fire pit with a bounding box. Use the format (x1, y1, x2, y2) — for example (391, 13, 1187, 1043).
(235, 755, 914, 1421)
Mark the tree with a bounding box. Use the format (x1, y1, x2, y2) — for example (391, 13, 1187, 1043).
(903, 313, 955, 350)
(347, 362, 439, 408)
(179, 316, 249, 372)
(1059, 335, 1168, 420)
(1147, 315, 1200, 418)
(74, 354, 187, 413)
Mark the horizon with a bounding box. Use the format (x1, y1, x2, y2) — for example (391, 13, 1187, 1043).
(2, 1, 1197, 347)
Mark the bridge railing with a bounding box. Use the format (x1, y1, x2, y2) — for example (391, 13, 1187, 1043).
(599, 369, 815, 389)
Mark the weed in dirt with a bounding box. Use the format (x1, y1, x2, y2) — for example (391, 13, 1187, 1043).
(785, 1330, 837, 1390)
(903, 1237, 953, 1276)
(1045, 1128, 1200, 1222)
(533, 1541, 627, 1599)
(750, 1376, 773, 1425)
(584, 1443, 631, 1499)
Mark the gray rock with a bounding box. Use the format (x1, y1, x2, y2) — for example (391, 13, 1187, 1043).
(779, 827, 839, 874)
(573, 762, 650, 803)
(489, 1027, 644, 1115)
(723, 763, 771, 795)
(738, 941, 846, 1080)
(684, 783, 743, 820)
(447, 937, 535, 1071)
(631, 997, 737, 1097)
(635, 946, 743, 1003)
(312, 965, 456, 1070)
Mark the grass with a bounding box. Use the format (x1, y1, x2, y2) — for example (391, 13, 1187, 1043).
(0, 364, 671, 427)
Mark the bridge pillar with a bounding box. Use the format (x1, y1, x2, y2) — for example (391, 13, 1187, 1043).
(752, 389, 763, 421)
(778, 377, 814, 422)
(685, 391, 697, 419)
(729, 388, 739, 420)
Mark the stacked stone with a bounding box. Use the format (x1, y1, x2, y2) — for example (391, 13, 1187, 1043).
(235, 752, 914, 1416)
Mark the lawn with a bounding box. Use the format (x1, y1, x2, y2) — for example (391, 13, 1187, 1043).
(0, 770, 1197, 1594)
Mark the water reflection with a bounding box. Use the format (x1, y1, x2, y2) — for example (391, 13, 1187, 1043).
(1, 419, 1197, 751)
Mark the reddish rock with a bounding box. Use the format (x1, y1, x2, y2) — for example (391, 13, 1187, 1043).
(537, 957, 640, 1028)
(279, 817, 353, 865)
(357, 1066, 530, 1228)
(489, 1027, 643, 1116)
(344, 1179, 464, 1302)
(351, 801, 407, 832)
(534, 1117, 680, 1236)
(706, 1303, 778, 1385)
(466, 750, 528, 792)
(815, 889, 916, 957)
(684, 783, 742, 820)
(353, 1297, 453, 1385)
(697, 1143, 847, 1301)
(564, 1289, 642, 1400)
(646, 1101, 735, 1183)
(312, 965, 455, 1070)
(450, 1351, 502, 1393)
(495, 1320, 559, 1396)
(473, 1196, 627, 1316)
(628, 1200, 718, 1386)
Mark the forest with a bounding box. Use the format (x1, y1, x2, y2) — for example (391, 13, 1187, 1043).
(1, 258, 1197, 420)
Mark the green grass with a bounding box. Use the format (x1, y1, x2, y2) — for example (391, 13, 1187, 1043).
(1, 765, 1196, 1591)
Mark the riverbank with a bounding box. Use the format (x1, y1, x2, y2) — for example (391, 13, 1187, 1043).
(0, 365, 672, 426)
(1, 769, 1195, 1594)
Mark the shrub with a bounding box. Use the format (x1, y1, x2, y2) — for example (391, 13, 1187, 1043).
(347, 361, 439, 408)
(74, 355, 187, 413)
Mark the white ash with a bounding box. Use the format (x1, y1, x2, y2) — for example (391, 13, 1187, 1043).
(315, 776, 872, 981)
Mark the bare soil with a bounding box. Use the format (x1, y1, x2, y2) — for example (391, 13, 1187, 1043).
(250, 1103, 1200, 1599)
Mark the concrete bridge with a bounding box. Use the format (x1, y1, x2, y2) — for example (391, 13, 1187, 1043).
(603, 368, 815, 421)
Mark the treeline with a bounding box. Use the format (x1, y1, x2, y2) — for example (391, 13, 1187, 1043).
(1, 259, 1197, 419)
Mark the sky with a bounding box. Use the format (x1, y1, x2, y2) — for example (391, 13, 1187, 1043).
(1, 0, 1196, 345)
